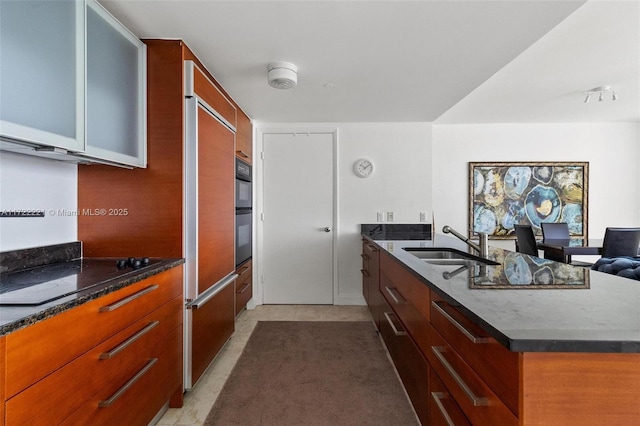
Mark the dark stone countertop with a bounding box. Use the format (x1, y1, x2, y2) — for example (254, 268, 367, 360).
(0, 243, 184, 336)
(366, 232, 640, 353)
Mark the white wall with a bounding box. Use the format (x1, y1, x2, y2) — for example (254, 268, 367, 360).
(432, 122, 640, 254)
(0, 152, 77, 251)
(254, 122, 433, 305)
(337, 123, 433, 304)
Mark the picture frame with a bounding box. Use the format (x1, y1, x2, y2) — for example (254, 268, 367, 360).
(469, 162, 588, 239)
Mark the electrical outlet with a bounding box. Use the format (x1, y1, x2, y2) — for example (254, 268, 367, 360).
(419, 212, 426, 222)
(386, 212, 394, 222)
(377, 211, 384, 222)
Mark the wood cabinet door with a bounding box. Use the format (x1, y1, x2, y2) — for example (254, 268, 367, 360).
(235, 260, 253, 315)
(379, 298, 429, 424)
(191, 277, 235, 385)
(197, 103, 235, 293)
(235, 110, 252, 163)
(0, 336, 5, 424)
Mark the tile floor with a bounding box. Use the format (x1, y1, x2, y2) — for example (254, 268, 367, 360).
(156, 305, 373, 425)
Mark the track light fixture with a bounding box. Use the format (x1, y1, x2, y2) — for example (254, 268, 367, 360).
(584, 86, 617, 103)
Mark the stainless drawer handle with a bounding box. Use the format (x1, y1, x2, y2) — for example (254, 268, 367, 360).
(98, 358, 158, 407)
(186, 273, 237, 310)
(99, 285, 159, 313)
(431, 346, 488, 406)
(237, 266, 250, 275)
(432, 301, 491, 344)
(431, 392, 456, 426)
(99, 321, 159, 360)
(384, 286, 406, 304)
(361, 269, 370, 277)
(237, 282, 251, 294)
(383, 312, 407, 336)
(236, 150, 249, 158)
(361, 253, 370, 260)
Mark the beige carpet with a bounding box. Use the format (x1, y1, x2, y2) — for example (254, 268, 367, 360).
(204, 321, 419, 426)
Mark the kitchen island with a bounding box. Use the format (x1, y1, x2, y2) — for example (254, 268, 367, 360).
(363, 229, 640, 426)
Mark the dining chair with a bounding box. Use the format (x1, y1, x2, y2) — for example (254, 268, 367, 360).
(601, 227, 640, 258)
(541, 222, 570, 239)
(541, 222, 592, 266)
(514, 224, 539, 256)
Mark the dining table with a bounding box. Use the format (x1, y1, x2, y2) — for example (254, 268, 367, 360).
(536, 238, 603, 263)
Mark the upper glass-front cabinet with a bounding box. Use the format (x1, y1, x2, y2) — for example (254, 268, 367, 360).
(0, 0, 146, 168)
(0, 0, 85, 152)
(84, 0, 146, 167)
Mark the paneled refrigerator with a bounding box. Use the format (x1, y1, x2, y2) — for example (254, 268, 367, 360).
(183, 61, 237, 390)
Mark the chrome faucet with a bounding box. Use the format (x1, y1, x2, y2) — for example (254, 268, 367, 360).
(442, 225, 489, 258)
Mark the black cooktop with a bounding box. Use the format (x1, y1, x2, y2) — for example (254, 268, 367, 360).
(0, 258, 161, 306)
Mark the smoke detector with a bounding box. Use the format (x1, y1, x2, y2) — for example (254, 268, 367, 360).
(267, 61, 298, 89)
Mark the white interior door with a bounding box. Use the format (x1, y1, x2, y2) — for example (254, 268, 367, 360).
(262, 132, 334, 304)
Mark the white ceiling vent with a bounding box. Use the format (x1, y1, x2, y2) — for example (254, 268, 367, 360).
(267, 61, 297, 89)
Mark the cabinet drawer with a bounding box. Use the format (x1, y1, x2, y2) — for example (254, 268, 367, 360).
(379, 301, 429, 425)
(380, 253, 430, 321)
(61, 325, 182, 426)
(430, 293, 518, 415)
(380, 271, 430, 358)
(235, 261, 253, 315)
(6, 296, 182, 425)
(191, 277, 235, 386)
(5, 265, 183, 398)
(427, 324, 517, 426)
(429, 365, 470, 426)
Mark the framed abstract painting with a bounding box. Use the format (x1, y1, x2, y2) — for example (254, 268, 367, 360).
(469, 162, 588, 239)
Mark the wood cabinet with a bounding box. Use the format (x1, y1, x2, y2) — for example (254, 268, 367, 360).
(4, 266, 183, 425)
(235, 111, 253, 163)
(378, 293, 429, 424)
(78, 39, 251, 391)
(0, 0, 146, 168)
(430, 293, 518, 416)
(361, 239, 381, 328)
(428, 366, 469, 426)
(190, 277, 235, 385)
(235, 259, 253, 316)
(369, 242, 640, 425)
(0, 336, 5, 425)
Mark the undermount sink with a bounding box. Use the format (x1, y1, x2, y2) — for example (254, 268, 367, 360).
(403, 247, 500, 266)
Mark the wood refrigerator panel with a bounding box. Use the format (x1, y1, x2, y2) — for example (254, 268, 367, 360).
(196, 102, 235, 293)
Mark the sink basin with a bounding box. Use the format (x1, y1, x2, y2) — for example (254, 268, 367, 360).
(403, 247, 500, 266)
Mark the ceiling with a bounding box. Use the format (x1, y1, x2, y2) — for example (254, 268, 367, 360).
(98, 0, 639, 124)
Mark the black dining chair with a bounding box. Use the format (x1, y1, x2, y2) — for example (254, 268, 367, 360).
(541, 222, 570, 240)
(514, 224, 539, 256)
(601, 228, 640, 258)
(541, 222, 592, 266)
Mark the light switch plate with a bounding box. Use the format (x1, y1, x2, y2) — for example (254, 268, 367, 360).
(377, 212, 384, 222)
(419, 212, 427, 222)
(386, 212, 394, 222)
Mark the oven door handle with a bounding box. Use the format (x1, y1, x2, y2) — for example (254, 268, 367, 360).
(186, 273, 237, 309)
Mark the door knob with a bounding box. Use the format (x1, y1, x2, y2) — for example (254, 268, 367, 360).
(323, 227, 331, 233)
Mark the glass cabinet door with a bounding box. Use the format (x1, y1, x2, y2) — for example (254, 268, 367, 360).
(85, 0, 147, 168)
(0, 0, 85, 152)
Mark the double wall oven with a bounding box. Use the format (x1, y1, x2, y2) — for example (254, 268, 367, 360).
(236, 157, 252, 266)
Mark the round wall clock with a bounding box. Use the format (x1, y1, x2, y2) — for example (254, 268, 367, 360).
(354, 158, 374, 178)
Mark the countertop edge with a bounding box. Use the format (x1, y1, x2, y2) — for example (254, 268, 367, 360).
(364, 234, 640, 354)
(0, 258, 185, 336)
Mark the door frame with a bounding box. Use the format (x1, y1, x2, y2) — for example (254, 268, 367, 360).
(254, 126, 339, 305)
